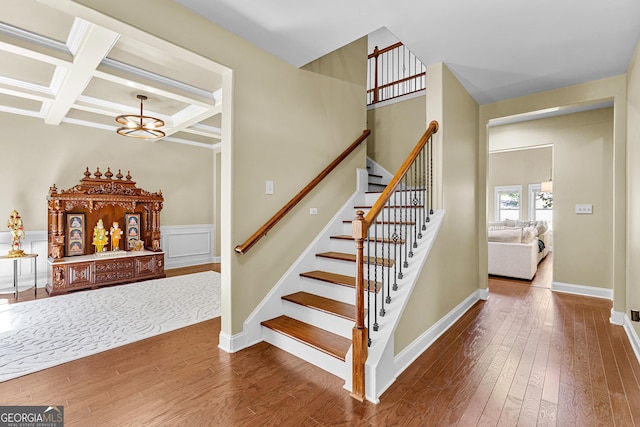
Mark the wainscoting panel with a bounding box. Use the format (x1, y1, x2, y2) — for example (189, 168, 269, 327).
(160, 225, 215, 269)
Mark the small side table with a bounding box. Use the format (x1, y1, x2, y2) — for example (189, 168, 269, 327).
(0, 253, 38, 300)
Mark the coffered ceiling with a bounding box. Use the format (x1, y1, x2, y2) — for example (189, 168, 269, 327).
(0, 1, 223, 148)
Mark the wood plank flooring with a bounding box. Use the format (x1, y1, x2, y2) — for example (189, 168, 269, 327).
(1, 255, 640, 426)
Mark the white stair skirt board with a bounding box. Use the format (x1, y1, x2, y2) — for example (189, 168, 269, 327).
(551, 281, 613, 300)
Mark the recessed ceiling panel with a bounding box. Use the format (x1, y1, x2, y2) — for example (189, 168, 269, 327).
(82, 77, 191, 117)
(0, 92, 42, 112)
(0, 50, 56, 87)
(107, 35, 222, 93)
(2, 0, 75, 43)
(171, 130, 218, 145)
(201, 114, 221, 128)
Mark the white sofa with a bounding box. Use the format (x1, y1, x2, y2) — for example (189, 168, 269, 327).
(488, 220, 550, 280)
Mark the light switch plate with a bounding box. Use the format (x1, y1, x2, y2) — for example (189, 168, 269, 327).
(309, 208, 318, 215)
(266, 180, 274, 195)
(575, 204, 593, 214)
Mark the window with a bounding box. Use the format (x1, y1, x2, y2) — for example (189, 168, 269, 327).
(528, 184, 553, 230)
(495, 185, 522, 221)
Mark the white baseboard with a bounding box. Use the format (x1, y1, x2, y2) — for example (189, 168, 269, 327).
(160, 224, 215, 269)
(623, 315, 640, 366)
(610, 309, 625, 325)
(218, 330, 248, 353)
(551, 281, 613, 300)
(394, 288, 484, 376)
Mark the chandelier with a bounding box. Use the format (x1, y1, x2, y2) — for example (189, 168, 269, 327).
(115, 94, 166, 139)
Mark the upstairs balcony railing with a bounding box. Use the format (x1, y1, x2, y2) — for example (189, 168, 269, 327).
(367, 42, 426, 105)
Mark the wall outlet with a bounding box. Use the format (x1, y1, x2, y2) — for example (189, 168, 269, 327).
(265, 180, 274, 195)
(632, 310, 640, 322)
(309, 208, 318, 215)
(575, 204, 593, 214)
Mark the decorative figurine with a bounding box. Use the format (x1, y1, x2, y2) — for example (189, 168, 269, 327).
(92, 219, 109, 253)
(110, 221, 123, 251)
(6, 210, 26, 257)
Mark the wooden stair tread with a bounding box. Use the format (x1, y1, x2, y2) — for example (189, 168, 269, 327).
(316, 251, 394, 267)
(300, 270, 381, 292)
(261, 315, 350, 361)
(282, 291, 357, 321)
(330, 235, 405, 244)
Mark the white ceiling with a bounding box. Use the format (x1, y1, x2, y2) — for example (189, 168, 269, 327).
(176, 0, 640, 105)
(0, 0, 223, 148)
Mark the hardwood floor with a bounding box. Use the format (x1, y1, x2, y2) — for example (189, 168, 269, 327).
(1, 255, 639, 426)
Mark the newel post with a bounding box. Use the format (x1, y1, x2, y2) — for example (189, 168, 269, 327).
(351, 210, 368, 402)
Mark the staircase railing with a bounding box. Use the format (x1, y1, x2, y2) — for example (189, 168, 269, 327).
(235, 130, 371, 255)
(350, 120, 439, 401)
(367, 42, 426, 105)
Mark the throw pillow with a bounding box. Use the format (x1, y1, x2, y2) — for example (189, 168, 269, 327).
(535, 221, 548, 235)
(521, 226, 538, 243)
(504, 219, 517, 227)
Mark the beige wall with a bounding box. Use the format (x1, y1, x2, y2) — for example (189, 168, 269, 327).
(63, 0, 368, 335)
(627, 39, 640, 336)
(394, 64, 479, 353)
(366, 95, 426, 172)
(0, 113, 214, 229)
(214, 149, 221, 258)
(479, 76, 626, 312)
(488, 146, 553, 222)
(490, 109, 614, 289)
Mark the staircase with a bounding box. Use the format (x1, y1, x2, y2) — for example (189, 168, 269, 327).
(260, 172, 387, 366)
(254, 165, 443, 401)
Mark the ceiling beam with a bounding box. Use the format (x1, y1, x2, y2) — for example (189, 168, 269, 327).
(45, 22, 119, 125)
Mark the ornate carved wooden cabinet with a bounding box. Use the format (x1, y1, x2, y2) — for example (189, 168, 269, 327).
(46, 167, 165, 295)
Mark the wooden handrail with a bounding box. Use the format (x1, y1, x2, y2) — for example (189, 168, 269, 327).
(366, 72, 426, 94)
(367, 42, 403, 59)
(363, 120, 438, 227)
(234, 130, 371, 255)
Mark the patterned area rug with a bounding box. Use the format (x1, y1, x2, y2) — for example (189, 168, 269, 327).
(0, 271, 221, 382)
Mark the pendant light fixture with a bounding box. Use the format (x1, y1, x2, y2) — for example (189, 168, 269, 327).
(116, 94, 165, 139)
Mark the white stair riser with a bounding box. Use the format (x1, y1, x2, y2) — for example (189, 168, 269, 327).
(300, 276, 355, 305)
(282, 300, 354, 339)
(262, 327, 348, 379)
(315, 257, 392, 279)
